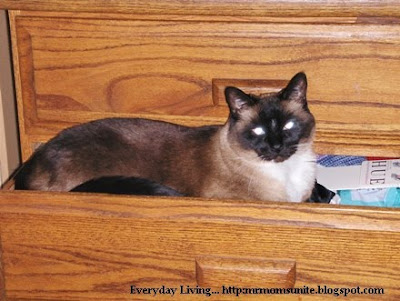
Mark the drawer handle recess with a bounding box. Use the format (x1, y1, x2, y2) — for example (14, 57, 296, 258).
(196, 255, 296, 288)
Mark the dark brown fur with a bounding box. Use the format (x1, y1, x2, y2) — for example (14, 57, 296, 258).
(17, 119, 220, 195)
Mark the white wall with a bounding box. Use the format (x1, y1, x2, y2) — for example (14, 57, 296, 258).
(0, 10, 20, 186)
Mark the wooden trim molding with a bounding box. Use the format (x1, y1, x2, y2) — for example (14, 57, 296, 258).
(0, 226, 5, 301)
(1, 0, 400, 18)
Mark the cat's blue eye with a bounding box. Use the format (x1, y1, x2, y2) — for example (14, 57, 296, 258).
(283, 120, 295, 131)
(252, 127, 265, 136)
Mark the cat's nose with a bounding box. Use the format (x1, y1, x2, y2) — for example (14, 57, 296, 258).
(272, 143, 282, 151)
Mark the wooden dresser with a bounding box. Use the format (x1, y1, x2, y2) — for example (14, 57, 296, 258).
(0, 1, 399, 300)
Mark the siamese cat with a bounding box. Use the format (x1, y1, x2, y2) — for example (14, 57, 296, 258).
(16, 72, 317, 203)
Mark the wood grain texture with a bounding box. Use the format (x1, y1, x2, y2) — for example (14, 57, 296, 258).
(2, 0, 400, 18)
(195, 256, 296, 288)
(0, 191, 399, 300)
(212, 79, 287, 106)
(0, 233, 5, 301)
(9, 11, 400, 160)
(8, 10, 33, 160)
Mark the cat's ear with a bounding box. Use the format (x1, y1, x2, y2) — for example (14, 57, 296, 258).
(280, 72, 307, 104)
(225, 87, 255, 119)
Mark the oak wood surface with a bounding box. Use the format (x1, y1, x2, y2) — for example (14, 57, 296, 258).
(1, 0, 400, 18)
(195, 256, 296, 288)
(0, 191, 399, 300)
(0, 234, 5, 301)
(9, 11, 400, 160)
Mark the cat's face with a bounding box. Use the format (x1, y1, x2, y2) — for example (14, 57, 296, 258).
(225, 72, 315, 163)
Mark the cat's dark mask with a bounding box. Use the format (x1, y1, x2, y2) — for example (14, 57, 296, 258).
(224, 72, 315, 163)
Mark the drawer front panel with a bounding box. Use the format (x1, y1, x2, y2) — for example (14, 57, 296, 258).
(11, 12, 400, 159)
(0, 192, 399, 300)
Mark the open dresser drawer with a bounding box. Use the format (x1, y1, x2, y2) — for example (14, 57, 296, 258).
(0, 1, 400, 300)
(0, 191, 399, 300)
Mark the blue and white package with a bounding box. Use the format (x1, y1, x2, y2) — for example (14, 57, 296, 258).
(338, 188, 400, 207)
(317, 155, 366, 167)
